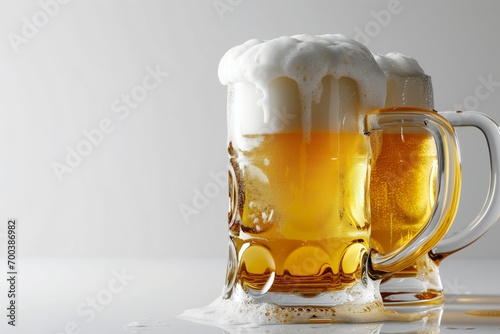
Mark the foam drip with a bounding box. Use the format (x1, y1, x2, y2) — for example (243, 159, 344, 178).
(219, 34, 386, 138)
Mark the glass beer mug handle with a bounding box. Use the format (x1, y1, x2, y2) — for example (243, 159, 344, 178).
(431, 110, 500, 258)
(365, 108, 461, 277)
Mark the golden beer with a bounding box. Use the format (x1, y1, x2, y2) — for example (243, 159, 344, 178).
(369, 127, 462, 302)
(228, 131, 371, 295)
(370, 130, 438, 259)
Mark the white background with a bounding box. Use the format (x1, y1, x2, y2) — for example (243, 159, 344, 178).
(0, 0, 499, 262)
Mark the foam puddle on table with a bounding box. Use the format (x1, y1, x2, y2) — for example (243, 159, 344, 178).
(179, 285, 428, 326)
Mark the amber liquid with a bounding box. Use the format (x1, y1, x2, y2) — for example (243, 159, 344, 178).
(370, 130, 438, 275)
(228, 132, 371, 295)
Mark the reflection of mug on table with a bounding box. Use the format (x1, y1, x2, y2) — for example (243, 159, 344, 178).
(370, 53, 500, 304)
(217, 305, 443, 333)
(220, 35, 461, 314)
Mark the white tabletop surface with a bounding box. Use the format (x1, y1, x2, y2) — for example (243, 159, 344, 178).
(1, 257, 499, 333)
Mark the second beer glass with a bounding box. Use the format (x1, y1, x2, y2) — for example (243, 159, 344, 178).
(371, 53, 500, 304)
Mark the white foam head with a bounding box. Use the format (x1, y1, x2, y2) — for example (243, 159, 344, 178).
(373, 52, 425, 77)
(219, 34, 387, 137)
(373, 52, 434, 109)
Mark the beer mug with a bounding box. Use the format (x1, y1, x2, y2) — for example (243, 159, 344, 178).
(219, 35, 462, 313)
(371, 53, 500, 304)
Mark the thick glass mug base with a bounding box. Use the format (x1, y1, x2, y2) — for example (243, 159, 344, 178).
(224, 277, 381, 308)
(380, 255, 444, 305)
(221, 246, 391, 323)
(219, 280, 388, 324)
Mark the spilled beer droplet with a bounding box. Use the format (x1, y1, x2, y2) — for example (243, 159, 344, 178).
(466, 309, 500, 317)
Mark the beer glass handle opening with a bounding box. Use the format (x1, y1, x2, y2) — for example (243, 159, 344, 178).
(430, 110, 500, 259)
(364, 108, 461, 278)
